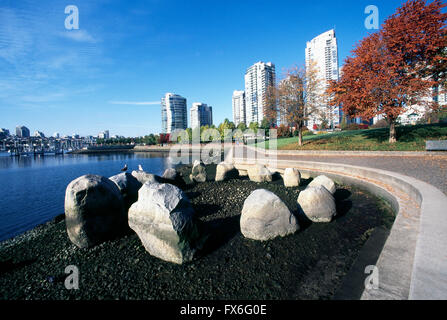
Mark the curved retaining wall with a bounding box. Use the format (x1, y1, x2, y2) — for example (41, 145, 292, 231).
(232, 155, 447, 300)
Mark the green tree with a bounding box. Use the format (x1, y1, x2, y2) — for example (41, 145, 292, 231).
(248, 122, 258, 134)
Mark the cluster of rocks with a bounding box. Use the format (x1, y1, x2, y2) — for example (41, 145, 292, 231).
(64, 161, 338, 265)
(239, 171, 337, 241)
(64, 167, 201, 264)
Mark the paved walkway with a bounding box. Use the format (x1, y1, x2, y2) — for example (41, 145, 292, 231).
(274, 154, 447, 195)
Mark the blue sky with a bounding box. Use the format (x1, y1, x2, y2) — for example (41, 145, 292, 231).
(0, 0, 409, 137)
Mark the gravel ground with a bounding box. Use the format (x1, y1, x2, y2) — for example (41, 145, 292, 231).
(0, 165, 394, 300)
(276, 154, 447, 195)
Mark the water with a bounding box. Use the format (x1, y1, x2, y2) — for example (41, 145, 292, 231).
(0, 152, 172, 242)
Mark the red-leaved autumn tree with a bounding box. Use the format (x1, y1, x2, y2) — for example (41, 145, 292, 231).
(329, 0, 447, 143)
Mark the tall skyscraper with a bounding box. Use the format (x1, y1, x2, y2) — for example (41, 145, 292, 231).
(161, 93, 188, 134)
(305, 29, 340, 129)
(232, 90, 246, 126)
(15, 125, 30, 138)
(244, 61, 276, 125)
(190, 103, 213, 129)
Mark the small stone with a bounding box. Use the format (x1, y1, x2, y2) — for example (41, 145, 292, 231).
(190, 161, 207, 183)
(215, 162, 235, 182)
(283, 168, 301, 187)
(247, 165, 272, 183)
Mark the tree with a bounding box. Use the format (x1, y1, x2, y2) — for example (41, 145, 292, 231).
(329, 0, 447, 143)
(248, 122, 258, 134)
(260, 118, 271, 137)
(275, 62, 322, 146)
(236, 122, 247, 131)
(264, 84, 278, 127)
(218, 118, 235, 140)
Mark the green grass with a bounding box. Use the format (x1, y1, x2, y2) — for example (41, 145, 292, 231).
(255, 123, 447, 151)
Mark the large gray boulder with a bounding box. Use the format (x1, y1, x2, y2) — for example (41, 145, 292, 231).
(190, 160, 207, 183)
(283, 168, 301, 187)
(131, 170, 159, 185)
(128, 183, 200, 264)
(215, 162, 235, 182)
(65, 175, 127, 248)
(109, 172, 142, 210)
(298, 186, 337, 223)
(248, 164, 272, 183)
(162, 168, 177, 181)
(307, 175, 336, 194)
(240, 189, 299, 241)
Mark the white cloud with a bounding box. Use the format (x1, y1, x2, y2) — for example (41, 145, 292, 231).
(109, 101, 160, 106)
(60, 30, 97, 43)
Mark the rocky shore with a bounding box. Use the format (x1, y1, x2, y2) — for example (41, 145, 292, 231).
(0, 164, 394, 300)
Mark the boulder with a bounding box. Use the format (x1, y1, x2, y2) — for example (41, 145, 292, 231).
(238, 169, 248, 177)
(190, 161, 207, 183)
(131, 170, 159, 185)
(109, 172, 142, 210)
(307, 175, 336, 194)
(162, 168, 177, 180)
(128, 183, 200, 264)
(64, 175, 127, 248)
(248, 164, 272, 183)
(283, 168, 301, 187)
(297, 186, 337, 223)
(240, 189, 299, 241)
(215, 162, 235, 182)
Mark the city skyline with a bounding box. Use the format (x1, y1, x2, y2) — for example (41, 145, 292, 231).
(0, 0, 408, 137)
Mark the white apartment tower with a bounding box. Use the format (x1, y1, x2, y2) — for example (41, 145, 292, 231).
(244, 61, 276, 125)
(232, 90, 246, 126)
(305, 29, 340, 130)
(190, 103, 213, 129)
(161, 93, 188, 134)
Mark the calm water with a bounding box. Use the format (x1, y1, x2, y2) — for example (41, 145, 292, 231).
(0, 152, 172, 241)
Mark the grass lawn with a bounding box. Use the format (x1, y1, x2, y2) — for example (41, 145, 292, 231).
(255, 123, 447, 151)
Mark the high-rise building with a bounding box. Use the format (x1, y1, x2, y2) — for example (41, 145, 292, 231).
(305, 29, 340, 130)
(232, 90, 246, 126)
(244, 61, 276, 125)
(15, 125, 30, 138)
(190, 103, 213, 129)
(0, 128, 10, 139)
(34, 131, 45, 138)
(98, 130, 110, 139)
(161, 93, 188, 134)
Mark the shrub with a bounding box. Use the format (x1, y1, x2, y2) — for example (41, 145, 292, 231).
(371, 119, 389, 129)
(302, 130, 315, 136)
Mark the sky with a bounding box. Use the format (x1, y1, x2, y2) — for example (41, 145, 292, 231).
(0, 0, 412, 137)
